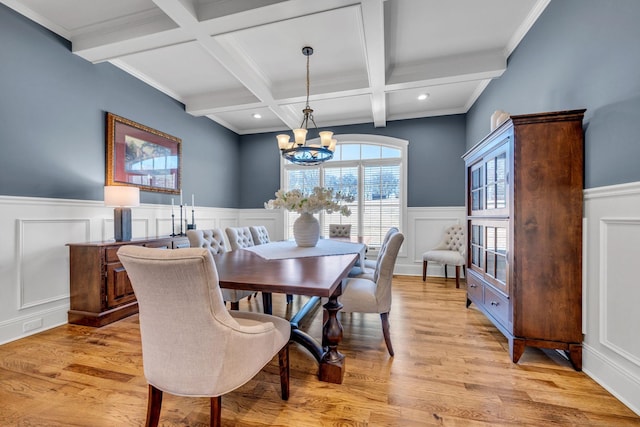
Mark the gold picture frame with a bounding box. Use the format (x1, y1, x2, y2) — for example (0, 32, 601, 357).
(106, 112, 182, 194)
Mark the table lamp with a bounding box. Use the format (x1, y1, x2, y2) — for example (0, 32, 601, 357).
(104, 185, 140, 241)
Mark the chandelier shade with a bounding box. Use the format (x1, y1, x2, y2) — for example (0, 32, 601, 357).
(277, 46, 336, 166)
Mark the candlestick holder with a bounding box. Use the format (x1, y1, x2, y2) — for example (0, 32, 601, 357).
(187, 208, 196, 230)
(170, 213, 177, 236)
(178, 204, 185, 236)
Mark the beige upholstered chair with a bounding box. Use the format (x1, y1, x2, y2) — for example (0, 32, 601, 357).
(187, 229, 254, 310)
(363, 227, 399, 270)
(248, 225, 293, 304)
(339, 230, 404, 356)
(116, 246, 290, 427)
(225, 226, 255, 251)
(422, 224, 466, 288)
(329, 223, 352, 238)
(249, 225, 270, 245)
(350, 227, 399, 279)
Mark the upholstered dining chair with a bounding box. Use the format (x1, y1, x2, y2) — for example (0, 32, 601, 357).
(249, 225, 294, 304)
(225, 226, 255, 251)
(349, 227, 399, 280)
(422, 224, 466, 288)
(364, 227, 399, 270)
(117, 246, 290, 427)
(249, 225, 270, 245)
(187, 229, 255, 310)
(329, 223, 352, 238)
(339, 230, 404, 356)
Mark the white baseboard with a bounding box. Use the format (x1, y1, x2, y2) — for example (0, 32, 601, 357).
(583, 344, 640, 415)
(0, 305, 68, 345)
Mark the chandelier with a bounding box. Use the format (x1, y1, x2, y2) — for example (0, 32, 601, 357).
(277, 46, 336, 166)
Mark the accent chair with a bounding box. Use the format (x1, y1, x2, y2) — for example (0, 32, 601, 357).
(117, 246, 290, 427)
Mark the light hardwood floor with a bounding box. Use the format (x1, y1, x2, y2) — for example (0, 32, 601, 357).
(1, 276, 638, 426)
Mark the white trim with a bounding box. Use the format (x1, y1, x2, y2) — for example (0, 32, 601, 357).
(280, 134, 408, 246)
(584, 181, 640, 199)
(598, 217, 640, 367)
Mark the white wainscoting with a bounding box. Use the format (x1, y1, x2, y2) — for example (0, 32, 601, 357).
(583, 182, 640, 415)
(0, 196, 239, 345)
(1, 189, 638, 415)
(0, 199, 463, 344)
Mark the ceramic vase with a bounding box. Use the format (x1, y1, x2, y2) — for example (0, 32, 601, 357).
(293, 212, 320, 247)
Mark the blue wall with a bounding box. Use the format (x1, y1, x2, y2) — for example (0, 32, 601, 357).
(466, 0, 640, 189)
(239, 115, 467, 208)
(4, 0, 638, 208)
(0, 4, 241, 207)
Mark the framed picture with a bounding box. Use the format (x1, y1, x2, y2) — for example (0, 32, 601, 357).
(106, 112, 182, 194)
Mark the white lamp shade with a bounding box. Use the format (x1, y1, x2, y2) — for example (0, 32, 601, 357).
(293, 128, 308, 146)
(319, 131, 333, 147)
(277, 134, 291, 150)
(104, 186, 140, 207)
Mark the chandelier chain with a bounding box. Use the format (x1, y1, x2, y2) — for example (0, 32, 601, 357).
(277, 45, 334, 166)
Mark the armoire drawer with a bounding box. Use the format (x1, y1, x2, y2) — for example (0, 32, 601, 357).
(466, 273, 484, 303)
(483, 285, 509, 327)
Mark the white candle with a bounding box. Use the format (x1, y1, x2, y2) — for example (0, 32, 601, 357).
(180, 190, 183, 206)
(192, 194, 195, 208)
(171, 198, 174, 215)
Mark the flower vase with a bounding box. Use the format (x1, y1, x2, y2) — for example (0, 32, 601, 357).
(293, 212, 320, 247)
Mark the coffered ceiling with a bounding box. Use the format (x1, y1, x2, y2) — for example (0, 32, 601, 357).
(3, 0, 550, 134)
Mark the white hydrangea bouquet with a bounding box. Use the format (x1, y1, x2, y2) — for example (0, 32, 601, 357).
(265, 186, 354, 216)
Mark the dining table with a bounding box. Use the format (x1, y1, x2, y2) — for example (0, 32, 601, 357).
(213, 239, 366, 384)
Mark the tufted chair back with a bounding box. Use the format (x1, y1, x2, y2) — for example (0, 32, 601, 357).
(187, 228, 254, 306)
(440, 225, 465, 254)
(249, 226, 271, 245)
(186, 228, 227, 255)
(329, 224, 352, 238)
(372, 230, 404, 301)
(225, 227, 255, 251)
(422, 224, 466, 288)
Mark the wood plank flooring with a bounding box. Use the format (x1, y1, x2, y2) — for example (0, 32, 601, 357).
(1, 276, 638, 426)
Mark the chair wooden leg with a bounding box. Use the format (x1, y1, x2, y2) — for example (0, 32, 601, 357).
(455, 265, 460, 288)
(380, 312, 394, 356)
(210, 395, 221, 427)
(286, 294, 293, 304)
(444, 264, 448, 279)
(278, 345, 290, 400)
(422, 260, 427, 281)
(229, 301, 239, 311)
(146, 384, 163, 427)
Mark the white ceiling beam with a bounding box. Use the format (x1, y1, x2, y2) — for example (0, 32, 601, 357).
(386, 49, 506, 91)
(185, 93, 264, 116)
(71, 10, 189, 63)
(359, 0, 386, 127)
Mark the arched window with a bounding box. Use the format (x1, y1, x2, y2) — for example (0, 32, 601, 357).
(281, 134, 407, 248)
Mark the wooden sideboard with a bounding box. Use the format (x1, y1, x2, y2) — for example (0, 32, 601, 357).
(67, 236, 189, 327)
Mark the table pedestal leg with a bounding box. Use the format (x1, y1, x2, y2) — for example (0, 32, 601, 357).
(319, 295, 345, 384)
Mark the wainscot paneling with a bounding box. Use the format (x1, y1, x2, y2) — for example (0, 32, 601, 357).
(583, 181, 640, 415)
(400, 207, 466, 276)
(2, 189, 638, 416)
(0, 196, 239, 345)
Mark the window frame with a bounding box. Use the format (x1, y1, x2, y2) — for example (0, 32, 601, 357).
(279, 134, 408, 250)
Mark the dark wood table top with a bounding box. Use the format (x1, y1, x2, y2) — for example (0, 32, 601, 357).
(213, 249, 358, 297)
